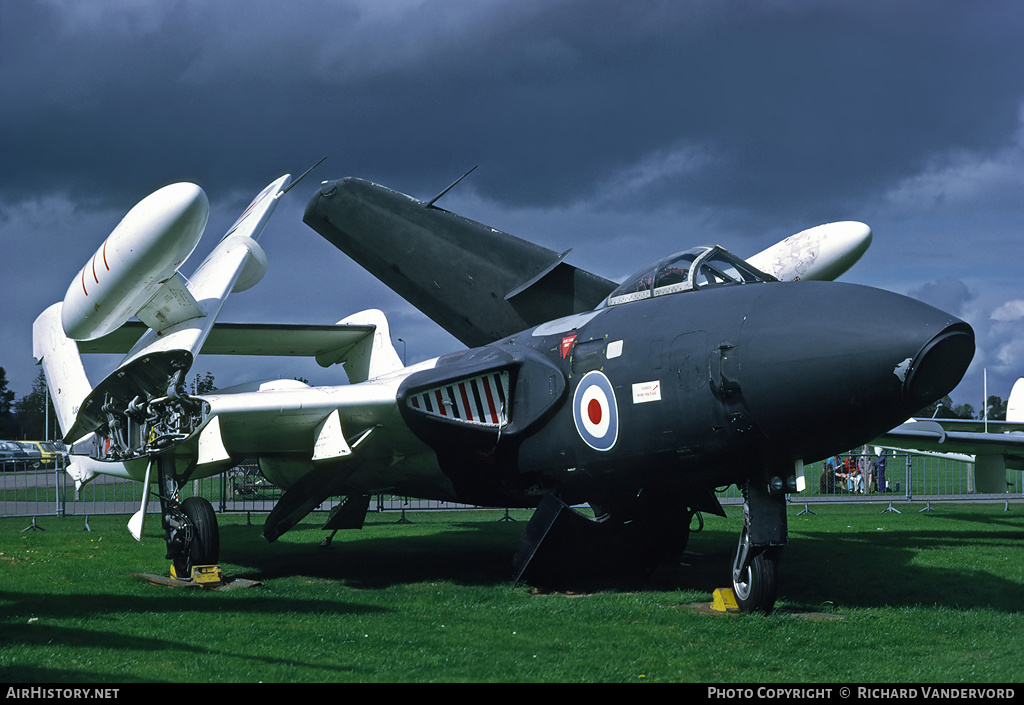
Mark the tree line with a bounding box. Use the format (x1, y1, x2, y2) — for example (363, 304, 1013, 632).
(917, 394, 1007, 421)
(0, 368, 52, 440)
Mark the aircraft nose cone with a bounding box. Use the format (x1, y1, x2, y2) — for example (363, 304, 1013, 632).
(736, 282, 974, 459)
(899, 323, 975, 406)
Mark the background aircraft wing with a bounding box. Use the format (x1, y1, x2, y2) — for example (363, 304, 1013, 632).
(879, 418, 1024, 461)
(304, 177, 618, 347)
(877, 418, 1024, 493)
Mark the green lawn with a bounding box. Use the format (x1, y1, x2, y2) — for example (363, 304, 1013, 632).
(1, 504, 1020, 683)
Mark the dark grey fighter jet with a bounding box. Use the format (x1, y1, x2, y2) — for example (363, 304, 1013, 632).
(303, 176, 974, 612)
(33, 170, 972, 615)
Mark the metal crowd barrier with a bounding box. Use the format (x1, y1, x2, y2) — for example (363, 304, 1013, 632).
(3, 451, 1022, 525)
(0, 458, 69, 524)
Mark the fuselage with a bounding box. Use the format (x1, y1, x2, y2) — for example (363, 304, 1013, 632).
(71, 253, 973, 523)
(391, 276, 973, 513)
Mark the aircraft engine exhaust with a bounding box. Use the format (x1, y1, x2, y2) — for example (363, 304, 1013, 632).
(61, 182, 209, 341)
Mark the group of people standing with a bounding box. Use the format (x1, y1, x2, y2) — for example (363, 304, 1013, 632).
(820, 449, 889, 494)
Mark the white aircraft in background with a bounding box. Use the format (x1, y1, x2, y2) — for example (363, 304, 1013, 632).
(878, 378, 1024, 493)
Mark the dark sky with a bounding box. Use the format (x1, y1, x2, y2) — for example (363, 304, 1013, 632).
(3, 0, 1024, 416)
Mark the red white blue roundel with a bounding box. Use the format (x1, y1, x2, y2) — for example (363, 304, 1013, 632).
(573, 371, 619, 451)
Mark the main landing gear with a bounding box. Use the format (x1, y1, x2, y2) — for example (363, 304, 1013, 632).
(153, 453, 220, 578)
(730, 482, 786, 613)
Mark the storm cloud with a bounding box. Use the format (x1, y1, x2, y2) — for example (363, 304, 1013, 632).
(3, 0, 1024, 409)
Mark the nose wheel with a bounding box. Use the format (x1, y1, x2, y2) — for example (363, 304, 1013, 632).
(171, 496, 220, 577)
(153, 453, 220, 578)
(730, 492, 782, 613)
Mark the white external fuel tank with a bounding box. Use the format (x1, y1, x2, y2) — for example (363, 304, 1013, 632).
(61, 182, 209, 341)
(747, 221, 872, 283)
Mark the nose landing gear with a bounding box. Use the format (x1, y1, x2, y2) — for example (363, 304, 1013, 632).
(730, 483, 785, 613)
(153, 453, 221, 579)
(169, 496, 220, 577)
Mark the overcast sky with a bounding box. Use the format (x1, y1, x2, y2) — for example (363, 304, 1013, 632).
(3, 0, 1024, 420)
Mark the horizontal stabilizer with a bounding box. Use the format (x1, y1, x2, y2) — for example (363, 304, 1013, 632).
(78, 310, 403, 383)
(78, 320, 375, 361)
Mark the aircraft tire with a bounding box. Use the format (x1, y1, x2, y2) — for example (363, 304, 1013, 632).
(173, 496, 220, 576)
(732, 549, 779, 614)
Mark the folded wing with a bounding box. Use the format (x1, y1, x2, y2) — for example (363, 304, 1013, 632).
(303, 177, 618, 347)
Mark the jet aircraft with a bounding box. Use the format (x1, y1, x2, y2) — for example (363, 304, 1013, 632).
(877, 378, 1024, 494)
(33, 168, 973, 613)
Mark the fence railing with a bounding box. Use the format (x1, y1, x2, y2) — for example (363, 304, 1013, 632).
(3, 451, 1021, 523)
(714, 452, 1022, 507)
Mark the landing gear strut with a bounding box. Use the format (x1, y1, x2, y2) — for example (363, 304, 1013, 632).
(731, 507, 779, 613)
(730, 483, 785, 613)
(153, 453, 220, 577)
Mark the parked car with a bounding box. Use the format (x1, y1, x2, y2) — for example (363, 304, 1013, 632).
(20, 441, 61, 468)
(13, 442, 43, 469)
(0, 440, 34, 468)
(18, 440, 60, 467)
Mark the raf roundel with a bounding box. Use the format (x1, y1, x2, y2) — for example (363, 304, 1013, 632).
(572, 371, 619, 451)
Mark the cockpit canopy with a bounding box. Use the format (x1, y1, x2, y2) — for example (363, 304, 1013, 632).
(603, 246, 776, 307)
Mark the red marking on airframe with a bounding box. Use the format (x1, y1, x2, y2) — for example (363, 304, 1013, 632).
(561, 332, 578, 359)
(482, 376, 498, 424)
(588, 398, 602, 425)
(459, 383, 474, 422)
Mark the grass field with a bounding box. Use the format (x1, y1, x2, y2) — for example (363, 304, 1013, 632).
(1, 503, 1021, 683)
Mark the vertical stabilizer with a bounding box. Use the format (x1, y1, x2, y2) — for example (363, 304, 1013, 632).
(33, 303, 93, 438)
(1006, 378, 1024, 423)
(331, 309, 405, 383)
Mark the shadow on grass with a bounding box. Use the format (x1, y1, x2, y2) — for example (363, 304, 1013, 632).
(780, 510, 1023, 612)
(212, 507, 1024, 613)
(780, 533, 1021, 610)
(0, 587, 385, 683)
(0, 614, 370, 684)
(218, 519, 529, 588)
(0, 619, 362, 684)
(218, 515, 740, 596)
